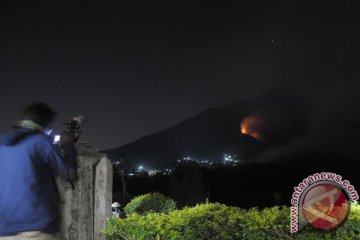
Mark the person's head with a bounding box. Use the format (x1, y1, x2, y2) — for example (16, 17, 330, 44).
(22, 102, 57, 128)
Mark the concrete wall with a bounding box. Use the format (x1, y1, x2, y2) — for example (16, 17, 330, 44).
(58, 144, 113, 240)
(94, 156, 113, 240)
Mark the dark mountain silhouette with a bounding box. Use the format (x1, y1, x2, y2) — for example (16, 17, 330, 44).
(106, 87, 360, 208)
(102, 88, 310, 169)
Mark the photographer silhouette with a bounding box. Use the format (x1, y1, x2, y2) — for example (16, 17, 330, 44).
(0, 102, 78, 240)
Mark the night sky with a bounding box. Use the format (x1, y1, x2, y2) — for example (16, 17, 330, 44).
(1, 0, 359, 149)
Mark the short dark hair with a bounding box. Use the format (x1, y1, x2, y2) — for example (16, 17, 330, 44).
(22, 102, 57, 127)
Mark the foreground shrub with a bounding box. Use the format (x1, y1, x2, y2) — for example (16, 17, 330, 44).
(123, 192, 176, 215)
(105, 201, 360, 240)
(105, 202, 289, 239)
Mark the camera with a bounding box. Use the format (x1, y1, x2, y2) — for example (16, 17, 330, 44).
(54, 116, 86, 144)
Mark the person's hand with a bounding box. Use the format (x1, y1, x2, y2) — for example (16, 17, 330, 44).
(60, 131, 77, 143)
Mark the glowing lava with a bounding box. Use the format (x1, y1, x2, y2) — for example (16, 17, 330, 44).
(240, 115, 264, 140)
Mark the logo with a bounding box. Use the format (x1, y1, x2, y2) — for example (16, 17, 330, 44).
(290, 172, 359, 233)
(301, 182, 350, 230)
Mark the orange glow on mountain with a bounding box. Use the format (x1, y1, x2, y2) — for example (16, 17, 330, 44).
(240, 115, 264, 140)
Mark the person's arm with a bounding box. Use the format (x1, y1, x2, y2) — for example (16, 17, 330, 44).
(42, 133, 77, 181)
(57, 131, 78, 181)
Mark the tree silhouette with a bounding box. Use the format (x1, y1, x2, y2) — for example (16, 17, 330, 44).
(168, 162, 209, 207)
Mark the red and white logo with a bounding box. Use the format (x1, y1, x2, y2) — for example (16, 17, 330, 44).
(290, 172, 358, 233)
(300, 182, 350, 230)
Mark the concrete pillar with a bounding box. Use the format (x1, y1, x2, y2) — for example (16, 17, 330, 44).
(58, 144, 113, 240)
(94, 156, 113, 240)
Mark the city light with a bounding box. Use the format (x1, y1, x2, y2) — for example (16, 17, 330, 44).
(117, 153, 242, 177)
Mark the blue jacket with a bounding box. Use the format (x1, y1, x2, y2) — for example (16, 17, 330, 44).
(0, 128, 77, 236)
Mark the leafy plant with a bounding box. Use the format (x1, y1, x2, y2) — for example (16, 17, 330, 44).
(123, 192, 177, 215)
(104, 200, 360, 240)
